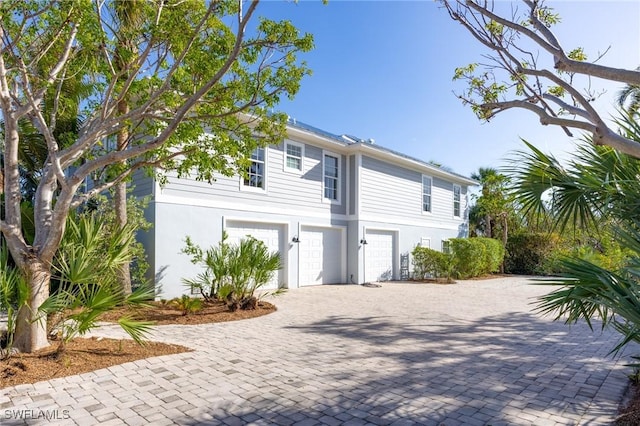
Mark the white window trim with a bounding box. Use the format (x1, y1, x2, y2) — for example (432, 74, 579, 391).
(453, 184, 461, 218)
(283, 140, 304, 174)
(422, 175, 432, 215)
(240, 147, 268, 193)
(420, 237, 431, 248)
(322, 150, 341, 204)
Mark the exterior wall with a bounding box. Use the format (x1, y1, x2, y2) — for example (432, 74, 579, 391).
(156, 139, 347, 216)
(348, 155, 356, 216)
(359, 155, 469, 231)
(130, 170, 154, 198)
(150, 199, 349, 298)
(352, 219, 466, 282)
(137, 130, 474, 295)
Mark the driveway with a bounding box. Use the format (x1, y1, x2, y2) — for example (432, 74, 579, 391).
(1, 277, 635, 425)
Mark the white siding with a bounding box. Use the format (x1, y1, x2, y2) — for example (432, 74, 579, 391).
(131, 169, 154, 198)
(360, 156, 421, 219)
(360, 156, 468, 227)
(158, 141, 346, 215)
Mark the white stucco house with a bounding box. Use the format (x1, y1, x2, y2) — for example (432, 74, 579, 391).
(132, 119, 477, 298)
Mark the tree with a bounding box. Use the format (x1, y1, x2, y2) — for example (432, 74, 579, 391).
(508, 114, 640, 353)
(440, 0, 640, 158)
(112, 0, 146, 296)
(0, 0, 313, 353)
(470, 167, 514, 241)
(617, 69, 640, 118)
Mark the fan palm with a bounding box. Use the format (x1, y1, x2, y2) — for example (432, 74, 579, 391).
(40, 213, 154, 354)
(508, 113, 640, 353)
(618, 67, 640, 118)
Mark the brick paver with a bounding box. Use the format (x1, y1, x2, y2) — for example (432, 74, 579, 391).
(1, 277, 636, 425)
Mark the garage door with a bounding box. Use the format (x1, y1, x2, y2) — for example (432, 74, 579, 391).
(225, 221, 285, 290)
(364, 229, 395, 282)
(299, 226, 343, 286)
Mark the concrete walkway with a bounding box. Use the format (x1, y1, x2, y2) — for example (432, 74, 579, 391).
(1, 277, 636, 425)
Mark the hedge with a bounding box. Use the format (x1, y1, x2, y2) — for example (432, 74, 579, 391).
(504, 232, 560, 275)
(412, 237, 505, 280)
(411, 246, 453, 281)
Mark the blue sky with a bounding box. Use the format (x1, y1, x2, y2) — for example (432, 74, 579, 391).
(256, 0, 640, 178)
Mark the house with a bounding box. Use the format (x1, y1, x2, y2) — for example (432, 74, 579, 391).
(133, 119, 477, 298)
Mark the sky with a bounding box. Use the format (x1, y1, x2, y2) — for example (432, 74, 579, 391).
(254, 0, 640, 178)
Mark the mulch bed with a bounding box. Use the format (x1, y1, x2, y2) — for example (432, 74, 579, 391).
(1, 300, 276, 388)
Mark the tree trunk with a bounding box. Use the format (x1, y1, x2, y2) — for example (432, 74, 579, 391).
(115, 99, 132, 295)
(485, 214, 493, 238)
(115, 181, 132, 295)
(13, 260, 51, 352)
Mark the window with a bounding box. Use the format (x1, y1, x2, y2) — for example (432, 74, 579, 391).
(420, 238, 431, 248)
(323, 153, 340, 201)
(244, 147, 265, 189)
(453, 184, 461, 217)
(422, 176, 432, 213)
(442, 240, 451, 254)
(284, 141, 303, 172)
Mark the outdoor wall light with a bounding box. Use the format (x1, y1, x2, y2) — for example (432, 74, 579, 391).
(360, 239, 368, 245)
(292, 236, 301, 243)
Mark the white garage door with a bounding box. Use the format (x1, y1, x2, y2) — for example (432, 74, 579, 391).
(225, 221, 284, 290)
(299, 226, 343, 286)
(364, 229, 395, 282)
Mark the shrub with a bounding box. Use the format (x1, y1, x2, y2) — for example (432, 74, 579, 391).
(411, 246, 453, 281)
(182, 233, 232, 302)
(0, 243, 28, 357)
(171, 295, 203, 316)
(182, 233, 283, 311)
(476, 237, 505, 274)
(450, 238, 486, 279)
(41, 214, 154, 355)
(505, 232, 560, 275)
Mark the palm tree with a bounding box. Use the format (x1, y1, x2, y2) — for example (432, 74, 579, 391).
(471, 167, 499, 238)
(618, 67, 640, 118)
(508, 114, 640, 353)
(470, 167, 513, 245)
(112, 0, 147, 295)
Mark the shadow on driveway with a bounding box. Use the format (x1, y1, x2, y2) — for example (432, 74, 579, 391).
(182, 312, 629, 425)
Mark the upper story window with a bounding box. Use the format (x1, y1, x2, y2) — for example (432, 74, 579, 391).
(422, 175, 432, 213)
(284, 141, 303, 173)
(323, 152, 340, 202)
(243, 147, 265, 189)
(453, 184, 461, 217)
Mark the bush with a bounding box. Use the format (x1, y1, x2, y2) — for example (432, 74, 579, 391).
(182, 233, 232, 302)
(413, 238, 506, 281)
(505, 232, 560, 275)
(182, 233, 283, 311)
(411, 246, 453, 281)
(171, 295, 203, 316)
(450, 238, 486, 278)
(476, 237, 505, 274)
(41, 214, 154, 354)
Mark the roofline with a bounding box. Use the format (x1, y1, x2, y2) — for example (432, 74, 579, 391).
(347, 142, 478, 186)
(284, 120, 478, 186)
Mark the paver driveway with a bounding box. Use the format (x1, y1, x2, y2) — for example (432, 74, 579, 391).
(1, 277, 636, 425)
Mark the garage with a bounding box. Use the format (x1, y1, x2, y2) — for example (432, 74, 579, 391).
(299, 226, 344, 286)
(225, 220, 285, 290)
(364, 229, 395, 282)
